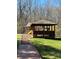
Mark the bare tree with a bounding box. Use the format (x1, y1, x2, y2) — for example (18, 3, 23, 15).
(17, 0, 61, 35)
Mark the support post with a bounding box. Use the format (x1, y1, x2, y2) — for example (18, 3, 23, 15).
(43, 26, 45, 37)
(51, 25, 52, 31)
(54, 25, 55, 38)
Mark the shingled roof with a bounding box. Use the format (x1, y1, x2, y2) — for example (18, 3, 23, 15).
(25, 20, 56, 27)
(32, 20, 56, 24)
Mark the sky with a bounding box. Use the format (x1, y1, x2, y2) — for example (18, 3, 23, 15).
(17, 0, 61, 8)
(37, 0, 61, 7)
(52, 0, 61, 7)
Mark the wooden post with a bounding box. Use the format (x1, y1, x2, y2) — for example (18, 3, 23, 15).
(54, 25, 55, 32)
(43, 26, 45, 37)
(51, 25, 52, 31)
(54, 25, 55, 38)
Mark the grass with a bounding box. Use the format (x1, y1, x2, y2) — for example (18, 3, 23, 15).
(29, 38, 61, 59)
(17, 34, 22, 40)
(17, 34, 61, 59)
(17, 34, 22, 48)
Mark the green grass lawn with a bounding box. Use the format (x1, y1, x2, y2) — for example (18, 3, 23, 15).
(29, 38, 61, 59)
(17, 34, 22, 40)
(17, 34, 22, 48)
(17, 34, 61, 59)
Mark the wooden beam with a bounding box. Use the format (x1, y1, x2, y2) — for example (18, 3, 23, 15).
(51, 25, 52, 31)
(54, 25, 55, 32)
(43, 26, 45, 37)
(54, 25, 56, 38)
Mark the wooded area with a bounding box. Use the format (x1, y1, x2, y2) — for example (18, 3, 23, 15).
(17, 0, 61, 38)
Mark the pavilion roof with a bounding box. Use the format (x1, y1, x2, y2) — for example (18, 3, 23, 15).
(25, 20, 57, 27)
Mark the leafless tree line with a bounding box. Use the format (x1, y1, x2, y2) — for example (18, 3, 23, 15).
(17, 0, 61, 37)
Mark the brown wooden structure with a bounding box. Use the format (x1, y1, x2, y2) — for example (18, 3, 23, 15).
(27, 20, 57, 39)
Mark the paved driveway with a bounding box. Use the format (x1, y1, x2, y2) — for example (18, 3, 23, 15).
(17, 34, 42, 59)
